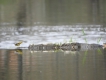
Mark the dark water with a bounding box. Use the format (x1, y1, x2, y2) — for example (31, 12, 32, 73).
(0, 49, 106, 80)
(0, 0, 106, 25)
(0, 0, 106, 80)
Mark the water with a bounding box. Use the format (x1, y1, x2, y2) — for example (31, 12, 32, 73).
(0, 25, 106, 49)
(0, 0, 106, 80)
(0, 49, 106, 80)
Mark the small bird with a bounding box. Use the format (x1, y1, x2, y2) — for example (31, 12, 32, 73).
(14, 41, 23, 46)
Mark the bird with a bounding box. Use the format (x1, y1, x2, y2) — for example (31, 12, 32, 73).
(14, 41, 23, 46)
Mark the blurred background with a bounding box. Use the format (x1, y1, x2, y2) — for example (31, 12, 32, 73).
(0, 0, 106, 48)
(0, 0, 106, 80)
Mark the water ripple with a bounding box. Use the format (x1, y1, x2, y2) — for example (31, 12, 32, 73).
(0, 25, 106, 48)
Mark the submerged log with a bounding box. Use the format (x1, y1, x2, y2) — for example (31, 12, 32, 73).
(28, 43, 105, 51)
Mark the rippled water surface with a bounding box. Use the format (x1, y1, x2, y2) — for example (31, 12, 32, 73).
(0, 24, 106, 49)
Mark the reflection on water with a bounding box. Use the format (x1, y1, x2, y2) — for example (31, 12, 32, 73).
(0, 49, 106, 80)
(0, 0, 106, 80)
(0, 50, 22, 80)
